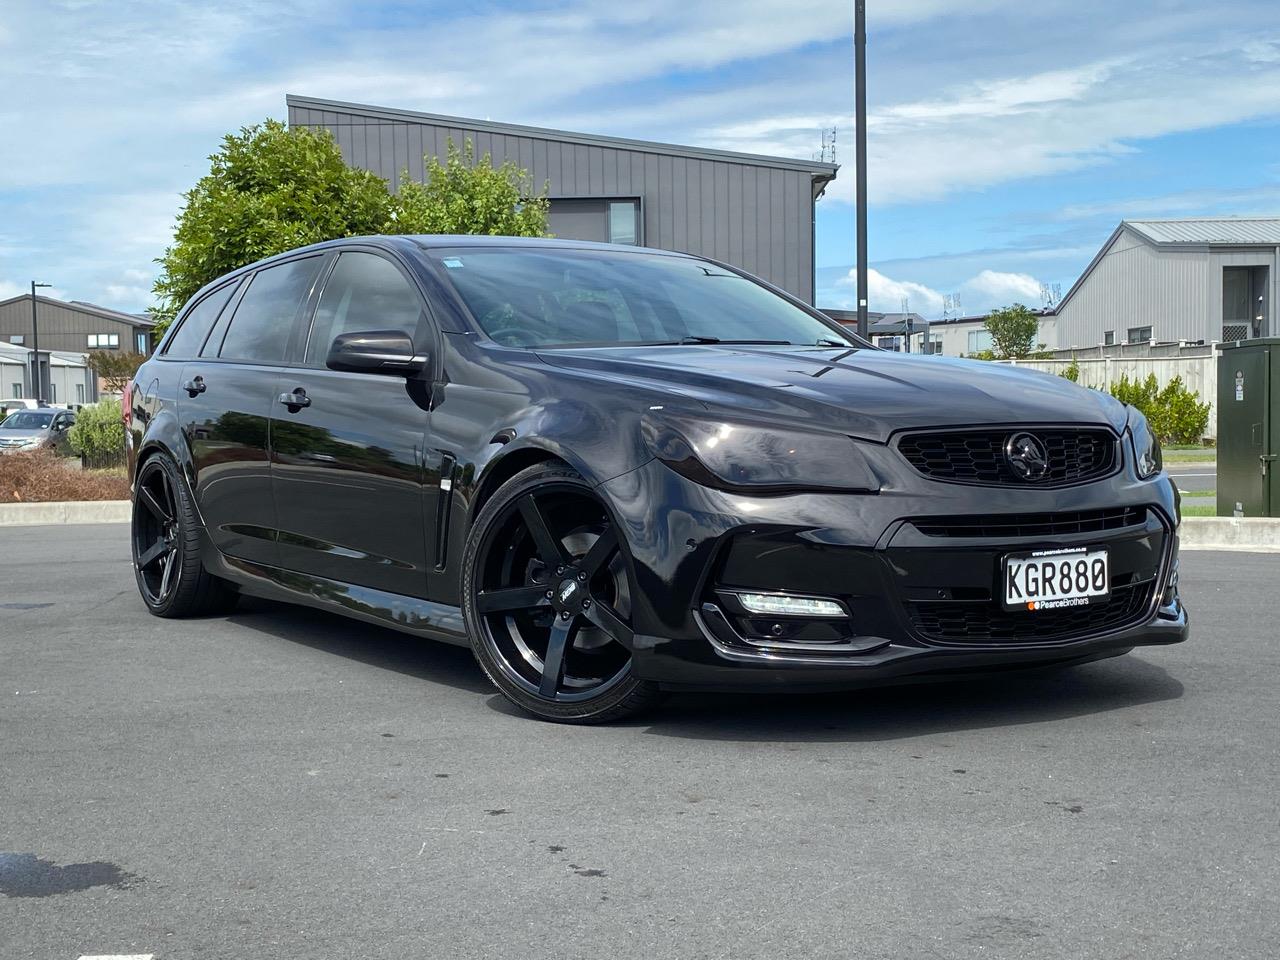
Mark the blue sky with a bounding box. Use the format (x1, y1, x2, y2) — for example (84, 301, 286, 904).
(2, 0, 1278, 318)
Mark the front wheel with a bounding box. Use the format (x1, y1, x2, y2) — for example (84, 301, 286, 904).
(461, 463, 662, 723)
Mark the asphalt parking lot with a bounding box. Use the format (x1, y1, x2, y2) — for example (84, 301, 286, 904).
(3, 525, 1278, 960)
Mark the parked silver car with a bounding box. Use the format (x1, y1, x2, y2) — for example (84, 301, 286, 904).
(0, 408, 75, 454)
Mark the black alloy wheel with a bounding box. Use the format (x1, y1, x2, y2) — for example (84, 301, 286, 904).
(131, 454, 237, 617)
(463, 463, 661, 722)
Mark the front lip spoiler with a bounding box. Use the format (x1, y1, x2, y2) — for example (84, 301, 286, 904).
(628, 600, 1187, 692)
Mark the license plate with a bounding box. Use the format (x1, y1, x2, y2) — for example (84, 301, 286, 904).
(1002, 547, 1109, 611)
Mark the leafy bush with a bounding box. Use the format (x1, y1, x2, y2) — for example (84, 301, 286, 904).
(1061, 359, 1080, 383)
(152, 122, 551, 332)
(393, 138, 550, 236)
(1109, 373, 1210, 445)
(68, 399, 125, 466)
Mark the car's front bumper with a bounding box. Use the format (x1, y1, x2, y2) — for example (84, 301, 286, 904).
(598, 455, 1189, 692)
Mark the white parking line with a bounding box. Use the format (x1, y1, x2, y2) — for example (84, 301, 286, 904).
(78, 954, 154, 959)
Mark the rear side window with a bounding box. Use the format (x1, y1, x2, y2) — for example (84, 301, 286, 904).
(218, 257, 323, 363)
(163, 282, 237, 358)
(305, 252, 424, 364)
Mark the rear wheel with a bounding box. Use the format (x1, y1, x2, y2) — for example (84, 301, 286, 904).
(132, 453, 237, 617)
(462, 463, 661, 723)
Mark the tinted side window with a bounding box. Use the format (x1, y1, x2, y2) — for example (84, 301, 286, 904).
(305, 252, 423, 364)
(219, 257, 323, 363)
(163, 282, 237, 358)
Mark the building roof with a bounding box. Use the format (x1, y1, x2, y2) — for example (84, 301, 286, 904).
(0, 293, 155, 328)
(1056, 217, 1280, 317)
(1124, 217, 1280, 245)
(287, 95, 840, 181)
(0, 340, 91, 366)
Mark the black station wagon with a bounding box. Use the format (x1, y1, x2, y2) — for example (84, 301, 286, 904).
(126, 236, 1187, 722)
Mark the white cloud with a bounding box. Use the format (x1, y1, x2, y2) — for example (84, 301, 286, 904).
(961, 269, 1043, 306)
(835, 266, 1045, 315)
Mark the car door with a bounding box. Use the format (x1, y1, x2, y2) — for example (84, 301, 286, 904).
(269, 249, 434, 599)
(179, 256, 324, 567)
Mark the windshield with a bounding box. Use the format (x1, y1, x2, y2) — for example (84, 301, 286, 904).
(1, 411, 54, 430)
(430, 247, 860, 349)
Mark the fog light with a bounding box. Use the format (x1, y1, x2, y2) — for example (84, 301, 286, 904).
(736, 592, 846, 618)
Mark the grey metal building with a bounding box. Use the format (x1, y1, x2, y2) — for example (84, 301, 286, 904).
(1054, 218, 1280, 348)
(0, 293, 153, 403)
(0, 293, 154, 356)
(287, 95, 839, 303)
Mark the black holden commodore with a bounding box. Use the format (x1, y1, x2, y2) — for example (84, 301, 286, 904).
(125, 235, 1187, 722)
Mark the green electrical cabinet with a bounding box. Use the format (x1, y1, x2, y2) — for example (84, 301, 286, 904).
(1217, 339, 1280, 517)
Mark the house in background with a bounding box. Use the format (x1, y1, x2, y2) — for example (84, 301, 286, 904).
(0, 293, 152, 402)
(287, 95, 839, 304)
(1052, 217, 1280, 348)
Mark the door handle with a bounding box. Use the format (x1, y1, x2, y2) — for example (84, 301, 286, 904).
(183, 376, 206, 397)
(1261, 454, 1277, 476)
(278, 388, 311, 410)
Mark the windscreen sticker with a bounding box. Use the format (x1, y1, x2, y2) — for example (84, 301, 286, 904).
(442, 257, 464, 269)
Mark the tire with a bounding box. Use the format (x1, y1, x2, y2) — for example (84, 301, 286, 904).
(462, 462, 662, 723)
(132, 452, 238, 618)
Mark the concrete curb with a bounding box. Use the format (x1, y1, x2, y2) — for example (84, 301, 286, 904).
(1179, 516, 1280, 553)
(0, 500, 131, 526)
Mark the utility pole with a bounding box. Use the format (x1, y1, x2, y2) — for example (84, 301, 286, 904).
(30, 281, 52, 401)
(854, 0, 869, 341)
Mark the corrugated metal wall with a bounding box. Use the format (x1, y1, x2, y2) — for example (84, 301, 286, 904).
(0, 298, 148, 355)
(1056, 227, 1280, 347)
(288, 101, 826, 303)
(1054, 228, 1212, 347)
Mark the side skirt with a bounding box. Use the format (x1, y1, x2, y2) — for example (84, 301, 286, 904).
(207, 548, 469, 647)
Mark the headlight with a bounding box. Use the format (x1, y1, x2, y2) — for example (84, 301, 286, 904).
(1128, 408, 1163, 479)
(641, 413, 879, 494)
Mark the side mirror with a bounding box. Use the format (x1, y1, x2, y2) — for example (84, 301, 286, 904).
(326, 330, 426, 376)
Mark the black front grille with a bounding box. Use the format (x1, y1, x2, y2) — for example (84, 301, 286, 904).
(897, 428, 1117, 486)
(913, 506, 1147, 539)
(906, 580, 1155, 645)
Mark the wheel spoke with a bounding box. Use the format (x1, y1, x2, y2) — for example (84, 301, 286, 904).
(158, 548, 177, 597)
(517, 494, 568, 567)
(139, 485, 171, 523)
(539, 619, 575, 698)
(579, 525, 617, 576)
(137, 539, 168, 569)
(476, 584, 550, 614)
(585, 602, 633, 647)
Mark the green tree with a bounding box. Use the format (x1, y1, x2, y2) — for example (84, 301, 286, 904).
(151, 120, 394, 330)
(983, 303, 1041, 359)
(86, 350, 146, 394)
(392, 138, 550, 236)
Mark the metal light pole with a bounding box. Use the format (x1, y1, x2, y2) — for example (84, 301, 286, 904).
(30, 281, 52, 401)
(854, 0, 869, 341)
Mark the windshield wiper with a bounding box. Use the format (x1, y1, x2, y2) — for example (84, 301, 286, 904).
(815, 337, 852, 347)
(671, 336, 794, 345)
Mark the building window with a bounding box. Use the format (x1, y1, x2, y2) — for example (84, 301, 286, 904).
(8, 335, 22, 345)
(1126, 326, 1153, 344)
(50, 383, 57, 403)
(967, 329, 993, 354)
(136, 332, 149, 354)
(87, 333, 120, 349)
(10, 383, 21, 399)
(608, 200, 640, 245)
(876, 335, 902, 351)
(1103, 331, 1115, 346)
(920, 334, 942, 355)
(76, 383, 85, 403)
